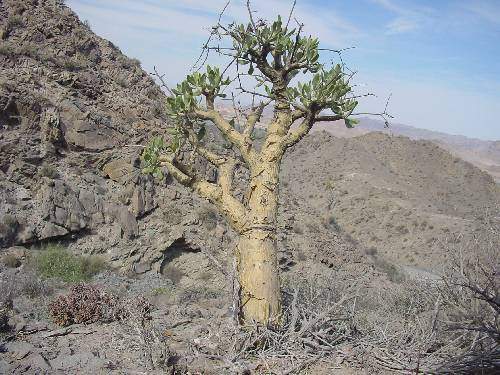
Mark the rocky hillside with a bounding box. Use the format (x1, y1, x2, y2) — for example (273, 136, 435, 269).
(281, 132, 499, 270)
(0, 0, 371, 283)
(313, 117, 500, 182)
(0, 0, 216, 271)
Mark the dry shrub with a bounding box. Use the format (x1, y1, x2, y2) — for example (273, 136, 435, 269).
(0, 295, 12, 333)
(38, 163, 58, 179)
(372, 256, 405, 283)
(0, 308, 9, 333)
(178, 286, 223, 304)
(49, 283, 154, 327)
(0, 268, 52, 302)
(0, 42, 15, 56)
(20, 275, 51, 299)
(433, 237, 499, 374)
(1, 253, 21, 268)
(0, 214, 18, 245)
(115, 296, 176, 371)
(354, 223, 500, 374)
(193, 277, 358, 374)
(49, 283, 121, 326)
(6, 14, 23, 31)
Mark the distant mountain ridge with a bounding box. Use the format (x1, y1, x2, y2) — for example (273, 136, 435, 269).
(312, 117, 500, 182)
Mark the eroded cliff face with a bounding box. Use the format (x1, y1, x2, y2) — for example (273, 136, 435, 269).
(0, 0, 234, 276)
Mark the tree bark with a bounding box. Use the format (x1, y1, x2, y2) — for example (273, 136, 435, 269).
(236, 160, 282, 326)
(236, 227, 281, 326)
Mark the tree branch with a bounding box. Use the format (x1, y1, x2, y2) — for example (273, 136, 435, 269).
(158, 155, 193, 186)
(243, 101, 268, 141)
(282, 110, 316, 150)
(159, 154, 247, 232)
(194, 108, 256, 164)
(314, 114, 343, 122)
(183, 125, 227, 166)
(291, 109, 307, 122)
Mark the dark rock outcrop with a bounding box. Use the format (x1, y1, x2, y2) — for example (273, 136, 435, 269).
(0, 0, 232, 273)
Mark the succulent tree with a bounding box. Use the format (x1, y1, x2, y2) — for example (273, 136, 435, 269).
(143, 2, 387, 326)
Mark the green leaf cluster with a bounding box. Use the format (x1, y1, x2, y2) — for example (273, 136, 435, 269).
(141, 136, 168, 180)
(166, 65, 230, 118)
(232, 15, 321, 74)
(286, 64, 358, 117)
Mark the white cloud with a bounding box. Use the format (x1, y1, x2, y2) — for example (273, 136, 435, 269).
(385, 17, 418, 34)
(69, 0, 360, 44)
(68, 0, 362, 84)
(370, 0, 434, 34)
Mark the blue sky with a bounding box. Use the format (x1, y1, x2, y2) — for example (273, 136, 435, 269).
(67, 0, 500, 140)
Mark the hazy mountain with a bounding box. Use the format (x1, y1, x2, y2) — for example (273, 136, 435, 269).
(313, 117, 500, 182)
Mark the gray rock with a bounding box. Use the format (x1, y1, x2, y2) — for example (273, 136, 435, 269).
(103, 158, 138, 184)
(20, 353, 52, 372)
(2, 246, 27, 259)
(39, 222, 68, 239)
(51, 352, 105, 371)
(6, 341, 35, 360)
(0, 359, 10, 374)
(60, 105, 119, 152)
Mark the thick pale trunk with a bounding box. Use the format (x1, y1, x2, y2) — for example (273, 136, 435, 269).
(236, 228, 281, 326)
(236, 159, 282, 326)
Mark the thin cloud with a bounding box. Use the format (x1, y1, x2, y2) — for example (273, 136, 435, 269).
(462, 0, 500, 26)
(370, 0, 434, 34)
(67, 0, 500, 140)
(70, 0, 360, 47)
(385, 17, 418, 34)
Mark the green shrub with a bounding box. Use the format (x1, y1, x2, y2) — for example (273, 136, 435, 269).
(198, 206, 218, 230)
(119, 55, 141, 69)
(34, 244, 106, 283)
(161, 265, 184, 284)
(325, 215, 340, 230)
(151, 287, 169, 296)
(0, 42, 14, 56)
(365, 247, 378, 256)
(114, 74, 129, 88)
(6, 15, 23, 30)
(39, 163, 58, 179)
(3, 214, 18, 228)
(15, 43, 39, 59)
(151, 100, 165, 117)
(81, 255, 107, 277)
(373, 256, 405, 283)
(61, 56, 87, 71)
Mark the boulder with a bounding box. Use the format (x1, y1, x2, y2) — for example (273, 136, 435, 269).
(103, 158, 138, 184)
